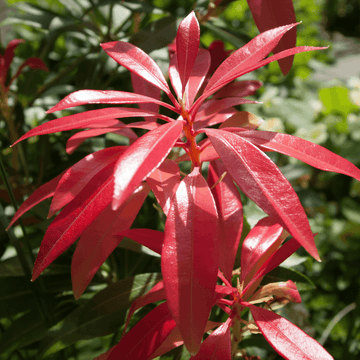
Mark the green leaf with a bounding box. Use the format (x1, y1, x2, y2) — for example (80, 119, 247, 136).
(130, 16, 177, 54)
(202, 21, 249, 49)
(58, 0, 85, 18)
(263, 266, 316, 291)
(319, 86, 358, 116)
(341, 197, 360, 224)
(79, 272, 162, 325)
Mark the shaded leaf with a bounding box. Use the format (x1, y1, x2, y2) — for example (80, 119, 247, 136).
(72, 184, 149, 299)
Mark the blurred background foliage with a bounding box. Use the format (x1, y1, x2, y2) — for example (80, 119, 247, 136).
(0, 0, 359, 359)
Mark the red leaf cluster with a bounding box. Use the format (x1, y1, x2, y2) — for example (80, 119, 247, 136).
(9, 7, 357, 359)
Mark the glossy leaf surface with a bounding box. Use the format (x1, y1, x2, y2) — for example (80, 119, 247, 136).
(112, 121, 183, 210)
(237, 130, 360, 181)
(49, 147, 126, 218)
(206, 129, 319, 260)
(190, 319, 231, 360)
(12, 108, 165, 146)
(101, 41, 172, 98)
(208, 160, 243, 281)
(47, 89, 175, 113)
(176, 11, 200, 92)
(249, 305, 334, 360)
(32, 163, 116, 281)
(162, 167, 219, 355)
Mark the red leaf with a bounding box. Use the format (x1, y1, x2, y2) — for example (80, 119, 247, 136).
(162, 167, 219, 355)
(123, 280, 165, 336)
(248, 238, 302, 290)
(184, 49, 210, 108)
(213, 80, 263, 99)
(194, 97, 258, 124)
(202, 23, 297, 96)
(101, 42, 176, 103)
(3, 39, 24, 73)
(205, 129, 319, 260)
(65, 127, 136, 154)
(7, 173, 64, 229)
(247, 0, 297, 75)
(237, 130, 360, 182)
(190, 318, 232, 360)
(10, 57, 48, 86)
(106, 302, 176, 360)
(241, 217, 284, 288)
(71, 184, 149, 299)
(49, 147, 126, 217)
(150, 321, 222, 360)
(131, 72, 161, 121)
(112, 121, 183, 210)
(146, 159, 181, 216)
(12, 108, 167, 146)
(176, 11, 200, 93)
(32, 163, 116, 281)
(47, 89, 176, 113)
(249, 305, 334, 360)
(168, 55, 182, 101)
(116, 228, 164, 255)
(219, 111, 264, 130)
(208, 160, 243, 281)
(193, 107, 237, 131)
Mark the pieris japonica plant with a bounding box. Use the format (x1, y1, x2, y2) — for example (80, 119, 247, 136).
(9, 10, 360, 360)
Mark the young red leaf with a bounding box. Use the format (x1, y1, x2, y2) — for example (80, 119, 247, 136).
(176, 11, 200, 93)
(100, 42, 176, 103)
(116, 228, 164, 255)
(131, 72, 161, 121)
(184, 49, 211, 109)
(71, 184, 149, 299)
(3, 39, 24, 71)
(162, 167, 219, 355)
(190, 318, 232, 360)
(237, 130, 360, 182)
(202, 23, 297, 96)
(208, 160, 243, 281)
(47, 90, 176, 113)
(49, 147, 126, 218)
(205, 129, 319, 260)
(12, 108, 167, 146)
(32, 163, 116, 281)
(104, 302, 176, 360)
(248, 304, 334, 360)
(213, 80, 263, 99)
(168, 55, 182, 101)
(65, 127, 136, 154)
(247, 0, 297, 75)
(112, 121, 183, 210)
(146, 159, 181, 216)
(241, 217, 284, 288)
(251, 280, 301, 304)
(7, 172, 64, 229)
